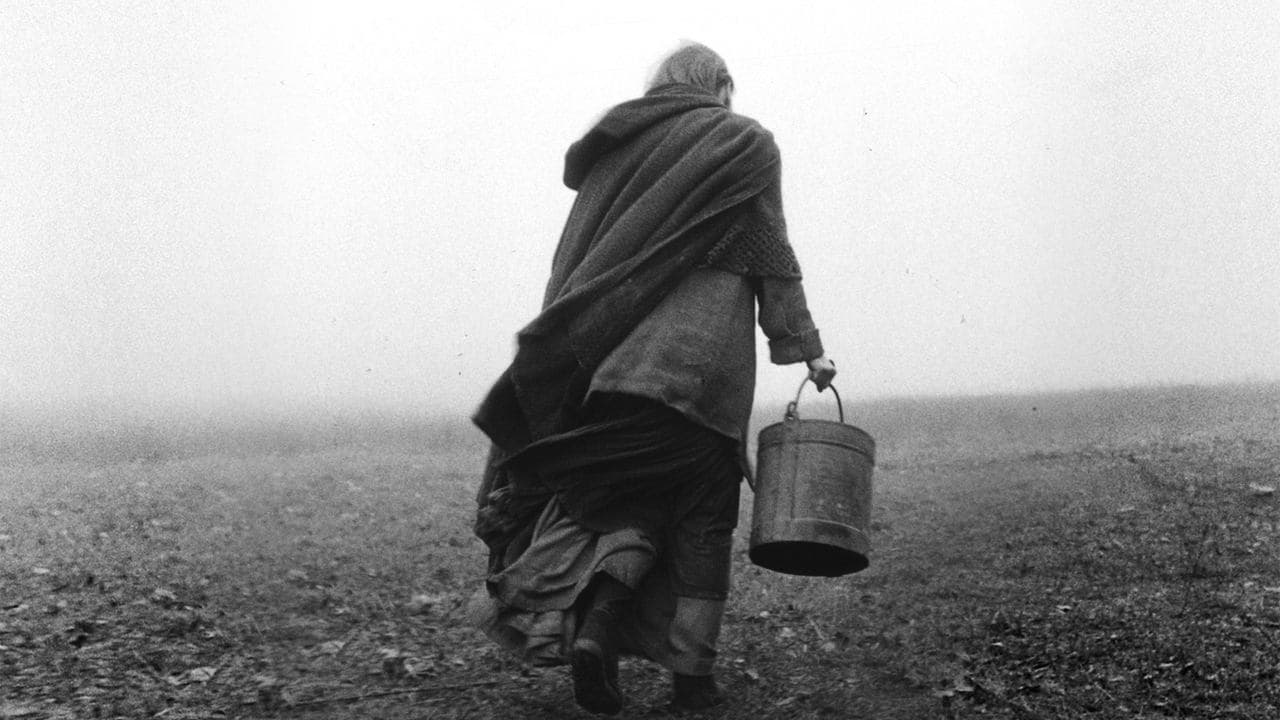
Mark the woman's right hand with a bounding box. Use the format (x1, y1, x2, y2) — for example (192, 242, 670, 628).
(806, 355, 836, 391)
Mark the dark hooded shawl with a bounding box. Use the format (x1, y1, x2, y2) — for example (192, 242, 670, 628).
(473, 85, 788, 455)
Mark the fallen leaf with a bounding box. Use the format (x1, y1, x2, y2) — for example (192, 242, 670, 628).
(407, 593, 442, 614)
(317, 639, 346, 655)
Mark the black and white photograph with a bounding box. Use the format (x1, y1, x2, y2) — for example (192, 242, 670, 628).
(3, 2, 1278, 718)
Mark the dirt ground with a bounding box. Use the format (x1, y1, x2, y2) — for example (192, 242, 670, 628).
(2, 383, 1278, 719)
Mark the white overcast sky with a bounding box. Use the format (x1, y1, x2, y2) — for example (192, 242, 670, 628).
(2, 1, 1278, 418)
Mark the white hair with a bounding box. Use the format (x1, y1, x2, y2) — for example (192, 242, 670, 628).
(646, 41, 734, 98)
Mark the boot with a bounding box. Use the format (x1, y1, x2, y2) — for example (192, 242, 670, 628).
(571, 574, 630, 715)
(671, 672, 724, 713)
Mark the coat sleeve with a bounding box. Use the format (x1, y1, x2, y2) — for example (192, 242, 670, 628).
(756, 277, 825, 364)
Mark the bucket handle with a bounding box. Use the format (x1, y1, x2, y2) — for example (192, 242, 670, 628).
(785, 377, 845, 423)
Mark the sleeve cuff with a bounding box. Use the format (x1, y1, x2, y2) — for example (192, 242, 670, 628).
(768, 328, 824, 364)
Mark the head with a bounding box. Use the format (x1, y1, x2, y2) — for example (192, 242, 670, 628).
(647, 42, 735, 108)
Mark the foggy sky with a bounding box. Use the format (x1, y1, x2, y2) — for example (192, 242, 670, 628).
(3, 1, 1278, 420)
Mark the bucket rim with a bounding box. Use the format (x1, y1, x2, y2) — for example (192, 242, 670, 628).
(760, 416, 875, 438)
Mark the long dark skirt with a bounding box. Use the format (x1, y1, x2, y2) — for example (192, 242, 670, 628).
(472, 393, 743, 674)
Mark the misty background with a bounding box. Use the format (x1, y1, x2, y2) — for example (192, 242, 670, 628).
(3, 1, 1278, 429)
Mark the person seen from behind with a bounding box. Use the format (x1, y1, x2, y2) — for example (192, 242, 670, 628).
(471, 41, 837, 715)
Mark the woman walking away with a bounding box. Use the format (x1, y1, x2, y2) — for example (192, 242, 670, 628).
(471, 41, 836, 715)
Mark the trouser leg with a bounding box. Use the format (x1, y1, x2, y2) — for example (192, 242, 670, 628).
(667, 596, 726, 676)
(669, 598, 728, 710)
(667, 467, 740, 676)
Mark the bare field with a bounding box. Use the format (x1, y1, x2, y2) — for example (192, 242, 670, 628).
(2, 383, 1278, 719)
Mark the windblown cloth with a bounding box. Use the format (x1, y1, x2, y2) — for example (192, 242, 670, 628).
(473, 84, 797, 455)
(475, 394, 741, 674)
(472, 84, 804, 587)
(470, 85, 806, 675)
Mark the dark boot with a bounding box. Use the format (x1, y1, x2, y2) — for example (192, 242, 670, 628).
(671, 673, 724, 713)
(571, 574, 630, 715)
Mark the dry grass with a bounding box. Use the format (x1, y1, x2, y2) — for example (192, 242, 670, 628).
(1, 382, 1277, 719)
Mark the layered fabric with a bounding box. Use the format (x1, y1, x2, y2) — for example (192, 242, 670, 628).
(590, 268, 823, 446)
(471, 500, 733, 676)
(511, 394, 741, 541)
(699, 181, 801, 279)
(473, 84, 794, 454)
(470, 83, 820, 678)
(473, 394, 741, 675)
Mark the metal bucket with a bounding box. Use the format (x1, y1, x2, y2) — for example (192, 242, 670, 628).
(748, 380, 875, 577)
